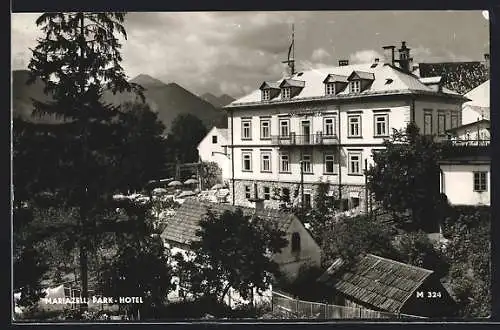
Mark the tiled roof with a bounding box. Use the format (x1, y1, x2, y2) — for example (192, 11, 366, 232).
(418, 62, 488, 95)
(280, 79, 306, 88)
(318, 254, 434, 313)
(227, 63, 463, 107)
(323, 74, 349, 83)
(160, 198, 296, 246)
(260, 81, 281, 90)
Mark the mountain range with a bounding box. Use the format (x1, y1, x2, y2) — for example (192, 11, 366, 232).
(12, 71, 230, 132)
(201, 92, 235, 108)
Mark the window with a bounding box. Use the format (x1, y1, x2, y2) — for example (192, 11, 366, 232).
(291, 232, 301, 252)
(324, 153, 336, 174)
(325, 83, 335, 95)
(438, 113, 446, 136)
(424, 112, 433, 135)
(279, 119, 290, 137)
(324, 117, 337, 136)
(374, 114, 389, 137)
(350, 80, 361, 93)
(212, 135, 218, 144)
(244, 185, 251, 199)
(242, 152, 252, 172)
(348, 115, 361, 137)
(301, 154, 312, 173)
(473, 172, 488, 192)
(451, 114, 459, 129)
(260, 120, 270, 139)
(282, 188, 291, 203)
(263, 186, 271, 200)
(279, 152, 290, 172)
(348, 152, 362, 175)
(242, 120, 252, 140)
(303, 193, 312, 209)
(282, 87, 291, 99)
(262, 89, 270, 101)
(261, 152, 271, 172)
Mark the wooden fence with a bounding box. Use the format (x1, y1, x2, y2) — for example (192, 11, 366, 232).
(271, 290, 426, 319)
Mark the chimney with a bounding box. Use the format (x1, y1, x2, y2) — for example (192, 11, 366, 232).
(382, 45, 395, 66)
(338, 60, 349, 66)
(484, 53, 490, 76)
(397, 41, 412, 73)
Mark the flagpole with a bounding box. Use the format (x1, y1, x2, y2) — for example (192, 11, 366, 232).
(292, 23, 295, 75)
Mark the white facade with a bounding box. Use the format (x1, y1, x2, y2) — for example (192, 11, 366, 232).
(225, 60, 466, 210)
(440, 163, 490, 206)
(462, 80, 489, 125)
(197, 126, 231, 183)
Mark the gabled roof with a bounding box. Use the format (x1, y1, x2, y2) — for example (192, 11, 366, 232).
(161, 198, 296, 246)
(227, 63, 466, 108)
(464, 80, 489, 108)
(323, 74, 349, 84)
(347, 70, 375, 81)
(280, 79, 305, 88)
(318, 254, 434, 313)
(446, 119, 490, 133)
(259, 81, 281, 90)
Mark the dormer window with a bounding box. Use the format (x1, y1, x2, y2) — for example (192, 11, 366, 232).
(350, 80, 361, 93)
(325, 83, 335, 96)
(282, 87, 291, 99)
(262, 89, 270, 101)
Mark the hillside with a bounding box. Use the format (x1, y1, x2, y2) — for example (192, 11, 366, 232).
(201, 93, 235, 108)
(12, 71, 227, 131)
(102, 75, 228, 132)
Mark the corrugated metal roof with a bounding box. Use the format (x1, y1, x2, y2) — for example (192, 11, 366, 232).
(227, 63, 462, 107)
(318, 254, 434, 313)
(160, 198, 295, 245)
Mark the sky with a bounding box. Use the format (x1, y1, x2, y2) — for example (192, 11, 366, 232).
(11, 11, 490, 98)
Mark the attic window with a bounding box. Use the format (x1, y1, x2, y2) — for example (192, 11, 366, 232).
(385, 79, 393, 85)
(325, 83, 335, 96)
(297, 72, 304, 76)
(282, 87, 291, 99)
(262, 89, 270, 101)
(370, 63, 378, 68)
(349, 80, 361, 94)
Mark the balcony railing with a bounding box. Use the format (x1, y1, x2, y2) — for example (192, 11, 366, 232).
(271, 133, 339, 146)
(445, 138, 490, 147)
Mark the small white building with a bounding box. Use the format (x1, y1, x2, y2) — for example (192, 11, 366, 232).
(439, 121, 490, 206)
(160, 197, 321, 306)
(197, 126, 231, 183)
(462, 80, 489, 125)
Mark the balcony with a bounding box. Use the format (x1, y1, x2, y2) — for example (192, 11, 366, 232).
(440, 139, 490, 159)
(271, 133, 339, 147)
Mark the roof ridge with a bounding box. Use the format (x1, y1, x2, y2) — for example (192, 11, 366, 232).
(366, 254, 434, 274)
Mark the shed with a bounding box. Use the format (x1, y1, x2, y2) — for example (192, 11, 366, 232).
(318, 254, 457, 317)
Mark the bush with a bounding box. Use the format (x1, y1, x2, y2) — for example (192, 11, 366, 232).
(395, 231, 450, 278)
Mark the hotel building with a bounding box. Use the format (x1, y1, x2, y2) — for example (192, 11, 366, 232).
(223, 42, 469, 211)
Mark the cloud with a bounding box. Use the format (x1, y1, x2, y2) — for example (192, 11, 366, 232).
(11, 11, 489, 99)
(311, 48, 331, 62)
(349, 49, 382, 64)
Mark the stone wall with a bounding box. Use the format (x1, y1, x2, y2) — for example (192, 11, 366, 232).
(229, 179, 368, 212)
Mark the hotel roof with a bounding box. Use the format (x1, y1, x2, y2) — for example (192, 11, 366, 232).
(226, 63, 466, 108)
